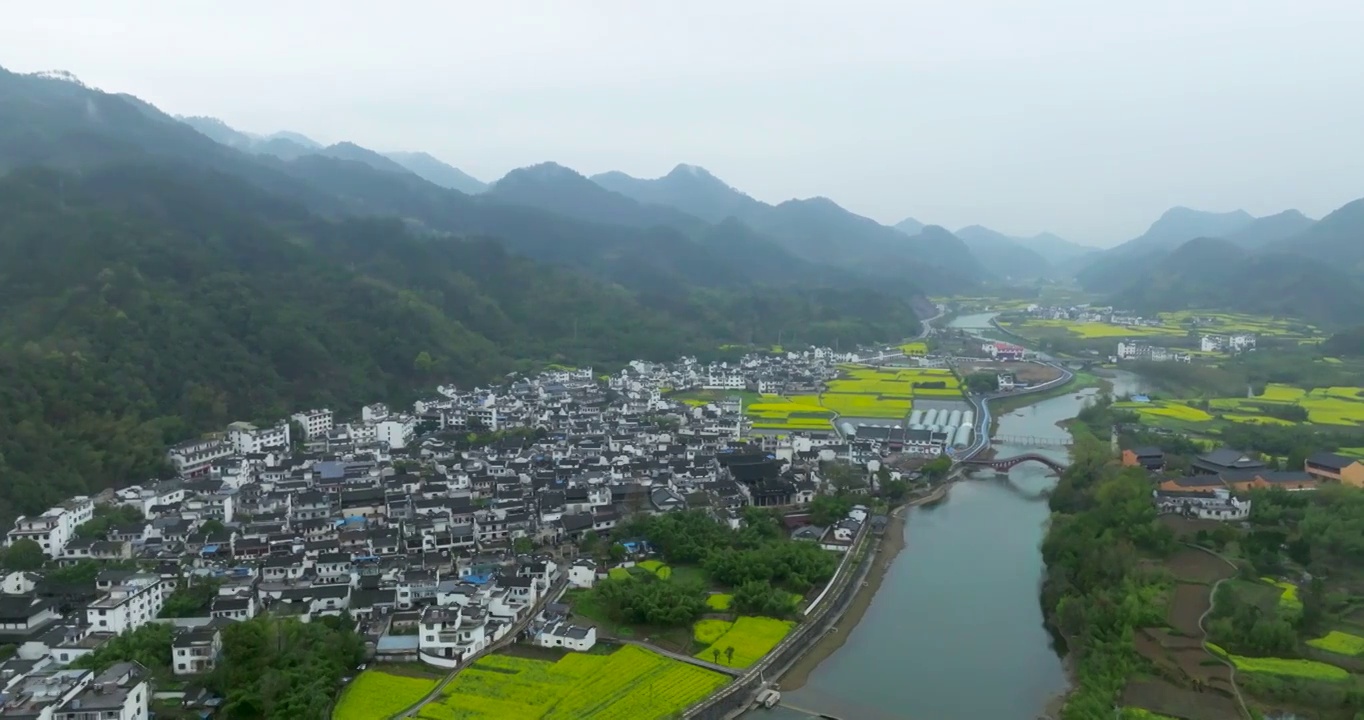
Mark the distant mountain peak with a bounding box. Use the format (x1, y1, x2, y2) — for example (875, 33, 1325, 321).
(513, 161, 582, 181)
(894, 217, 926, 235)
(666, 163, 714, 179)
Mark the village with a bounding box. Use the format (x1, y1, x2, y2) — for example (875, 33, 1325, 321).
(0, 344, 964, 719)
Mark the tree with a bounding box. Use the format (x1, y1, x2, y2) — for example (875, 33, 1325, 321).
(513, 537, 535, 555)
(963, 372, 999, 393)
(161, 576, 223, 618)
(882, 478, 909, 502)
(724, 646, 735, 664)
(77, 622, 174, 675)
(0, 538, 44, 571)
(579, 532, 601, 555)
(809, 494, 854, 527)
(199, 519, 227, 537)
(921, 455, 952, 482)
(608, 542, 628, 562)
(712, 648, 720, 664)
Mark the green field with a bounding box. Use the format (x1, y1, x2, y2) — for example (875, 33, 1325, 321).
(334, 668, 440, 720)
(783, 366, 962, 420)
(1119, 382, 1364, 430)
(416, 646, 727, 719)
(1206, 643, 1350, 682)
(691, 616, 795, 669)
(1306, 630, 1364, 656)
(745, 397, 837, 430)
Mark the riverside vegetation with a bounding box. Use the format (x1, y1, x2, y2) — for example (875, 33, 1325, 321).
(1046, 396, 1364, 719)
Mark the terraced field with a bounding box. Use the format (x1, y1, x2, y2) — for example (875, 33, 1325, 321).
(417, 646, 727, 719)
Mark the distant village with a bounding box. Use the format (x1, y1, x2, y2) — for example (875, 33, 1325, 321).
(1021, 304, 1257, 364)
(0, 344, 948, 717)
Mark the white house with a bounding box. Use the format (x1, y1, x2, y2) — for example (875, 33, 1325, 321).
(377, 417, 417, 450)
(226, 421, 290, 455)
(1153, 488, 1251, 522)
(567, 560, 597, 589)
(167, 439, 232, 477)
(418, 604, 501, 669)
(172, 623, 223, 676)
(533, 621, 597, 652)
(87, 574, 164, 635)
(6, 496, 94, 558)
(290, 408, 334, 440)
(53, 662, 151, 720)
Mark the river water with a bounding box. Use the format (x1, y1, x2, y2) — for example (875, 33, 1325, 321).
(759, 313, 1146, 720)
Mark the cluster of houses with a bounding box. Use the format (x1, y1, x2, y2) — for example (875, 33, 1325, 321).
(1115, 341, 1192, 364)
(1123, 446, 1364, 522)
(1, 348, 906, 713)
(1023, 304, 1164, 328)
(1198, 333, 1257, 354)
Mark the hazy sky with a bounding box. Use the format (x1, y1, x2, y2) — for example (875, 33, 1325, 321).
(4, 1, 1364, 245)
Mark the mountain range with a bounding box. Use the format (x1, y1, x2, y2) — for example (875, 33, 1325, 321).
(1077, 202, 1364, 325)
(0, 66, 948, 522)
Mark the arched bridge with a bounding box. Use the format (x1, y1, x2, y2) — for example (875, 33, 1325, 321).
(959, 453, 1068, 473)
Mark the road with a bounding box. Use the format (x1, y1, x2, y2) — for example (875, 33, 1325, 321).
(391, 577, 569, 719)
(943, 310, 1075, 462)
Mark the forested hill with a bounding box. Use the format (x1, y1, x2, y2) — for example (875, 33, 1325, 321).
(0, 163, 922, 523)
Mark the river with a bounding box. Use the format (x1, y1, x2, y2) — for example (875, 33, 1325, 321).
(758, 312, 1146, 720)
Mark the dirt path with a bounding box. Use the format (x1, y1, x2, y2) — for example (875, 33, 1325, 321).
(1189, 545, 1251, 720)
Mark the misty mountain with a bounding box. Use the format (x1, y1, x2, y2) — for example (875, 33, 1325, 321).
(1020, 232, 1098, 267)
(893, 217, 926, 235)
(267, 130, 321, 149)
(896, 225, 989, 280)
(952, 225, 1052, 279)
(1076, 207, 1256, 290)
(0, 66, 940, 307)
(593, 166, 985, 288)
(1266, 199, 1364, 271)
(179, 115, 318, 160)
(591, 164, 762, 223)
(1109, 236, 1364, 326)
(488, 162, 705, 231)
(316, 142, 415, 176)
(1221, 209, 1315, 249)
(385, 151, 487, 194)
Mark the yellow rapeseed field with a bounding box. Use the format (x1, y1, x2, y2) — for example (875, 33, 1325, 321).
(419, 646, 727, 720)
(334, 669, 439, 720)
(692, 616, 795, 668)
(1306, 630, 1364, 656)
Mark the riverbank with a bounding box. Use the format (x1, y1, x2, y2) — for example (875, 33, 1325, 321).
(776, 485, 941, 691)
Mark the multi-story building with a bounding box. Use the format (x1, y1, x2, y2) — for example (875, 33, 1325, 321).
(86, 574, 164, 635)
(167, 439, 233, 477)
(377, 417, 416, 450)
(290, 408, 334, 440)
(6, 497, 94, 557)
(226, 421, 290, 455)
(172, 624, 223, 676)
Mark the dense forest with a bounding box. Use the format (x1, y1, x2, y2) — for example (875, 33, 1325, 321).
(0, 163, 921, 524)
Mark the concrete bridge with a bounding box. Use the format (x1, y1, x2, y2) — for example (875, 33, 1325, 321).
(991, 434, 1072, 449)
(959, 452, 1068, 473)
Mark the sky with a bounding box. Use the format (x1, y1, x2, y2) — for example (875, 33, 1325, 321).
(4, 1, 1364, 246)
